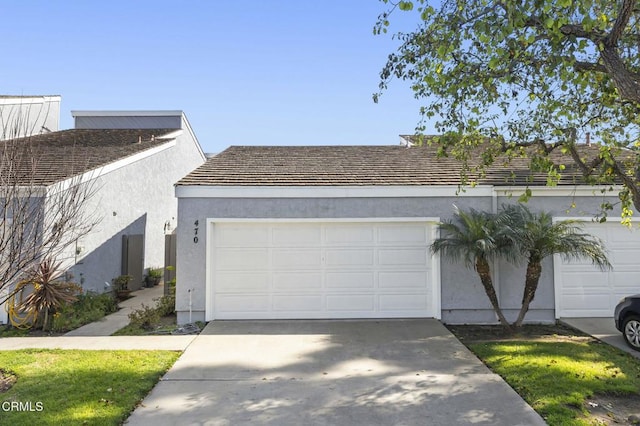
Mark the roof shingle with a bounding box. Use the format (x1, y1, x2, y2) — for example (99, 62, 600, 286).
(177, 144, 599, 187)
(1, 128, 178, 185)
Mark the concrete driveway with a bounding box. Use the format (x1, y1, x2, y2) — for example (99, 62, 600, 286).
(126, 320, 545, 426)
(562, 317, 640, 359)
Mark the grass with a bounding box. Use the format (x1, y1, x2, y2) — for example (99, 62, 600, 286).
(0, 349, 180, 425)
(469, 339, 640, 425)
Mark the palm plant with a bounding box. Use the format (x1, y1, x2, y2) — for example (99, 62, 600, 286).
(431, 206, 516, 327)
(501, 204, 611, 327)
(15, 258, 81, 330)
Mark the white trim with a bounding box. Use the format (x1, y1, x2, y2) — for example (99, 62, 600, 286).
(204, 217, 442, 321)
(494, 185, 624, 197)
(178, 184, 624, 199)
(552, 216, 639, 223)
(180, 113, 207, 161)
(0, 95, 60, 105)
(176, 185, 495, 199)
(71, 110, 183, 117)
(205, 218, 215, 322)
(209, 217, 441, 223)
(429, 224, 442, 319)
(156, 129, 183, 139)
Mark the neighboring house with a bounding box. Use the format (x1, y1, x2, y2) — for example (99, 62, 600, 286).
(0, 95, 61, 139)
(0, 108, 205, 325)
(174, 140, 640, 325)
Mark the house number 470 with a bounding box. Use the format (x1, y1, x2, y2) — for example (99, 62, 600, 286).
(193, 220, 199, 243)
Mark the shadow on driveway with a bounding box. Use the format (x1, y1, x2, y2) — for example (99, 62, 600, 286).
(126, 319, 545, 426)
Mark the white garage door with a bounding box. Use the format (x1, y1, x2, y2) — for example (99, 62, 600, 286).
(208, 221, 438, 320)
(555, 222, 640, 317)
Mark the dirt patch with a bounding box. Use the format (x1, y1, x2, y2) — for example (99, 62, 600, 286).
(586, 394, 640, 425)
(447, 322, 590, 343)
(447, 324, 640, 426)
(0, 369, 16, 393)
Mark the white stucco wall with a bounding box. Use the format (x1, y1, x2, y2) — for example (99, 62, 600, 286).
(68, 119, 205, 293)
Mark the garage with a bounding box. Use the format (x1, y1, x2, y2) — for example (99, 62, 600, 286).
(555, 221, 640, 318)
(207, 220, 439, 320)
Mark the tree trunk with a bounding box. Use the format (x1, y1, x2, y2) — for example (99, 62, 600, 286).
(475, 258, 511, 328)
(513, 258, 542, 328)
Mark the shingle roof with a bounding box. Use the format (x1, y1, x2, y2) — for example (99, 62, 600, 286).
(177, 143, 602, 187)
(1, 128, 178, 186)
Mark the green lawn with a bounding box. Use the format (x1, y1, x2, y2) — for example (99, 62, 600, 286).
(470, 339, 640, 425)
(0, 349, 180, 425)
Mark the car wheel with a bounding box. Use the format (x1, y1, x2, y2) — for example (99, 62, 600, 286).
(622, 316, 640, 351)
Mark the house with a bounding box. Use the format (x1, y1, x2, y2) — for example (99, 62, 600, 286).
(0, 104, 205, 325)
(174, 140, 640, 325)
(0, 95, 61, 139)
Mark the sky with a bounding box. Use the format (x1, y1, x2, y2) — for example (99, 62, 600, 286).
(1, 1, 426, 154)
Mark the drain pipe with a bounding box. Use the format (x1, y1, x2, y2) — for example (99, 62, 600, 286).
(188, 288, 193, 324)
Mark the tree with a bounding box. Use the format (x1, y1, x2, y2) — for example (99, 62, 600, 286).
(500, 204, 610, 327)
(432, 204, 610, 327)
(430, 206, 515, 327)
(0, 111, 97, 310)
(375, 0, 640, 221)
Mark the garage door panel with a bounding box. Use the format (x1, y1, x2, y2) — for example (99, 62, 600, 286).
(216, 249, 268, 270)
(378, 225, 427, 245)
(559, 271, 608, 288)
(611, 271, 640, 287)
(216, 226, 269, 247)
(378, 248, 428, 266)
(609, 227, 638, 244)
(272, 249, 322, 269)
(326, 295, 375, 311)
(325, 225, 374, 245)
(273, 295, 323, 312)
(611, 249, 640, 265)
(272, 225, 321, 246)
(379, 294, 429, 311)
(326, 272, 374, 289)
(325, 249, 374, 267)
(273, 273, 322, 290)
(217, 273, 269, 292)
(556, 222, 640, 318)
(211, 221, 436, 320)
(216, 295, 270, 313)
(379, 271, 427, 289)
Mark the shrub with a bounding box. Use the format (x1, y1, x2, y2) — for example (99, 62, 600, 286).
(51, 291, 118, 333)
(155, 294, 176, 317)
(127, 303, 161, 330)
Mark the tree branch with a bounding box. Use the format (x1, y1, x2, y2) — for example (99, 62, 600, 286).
(606, 0, 635, 47)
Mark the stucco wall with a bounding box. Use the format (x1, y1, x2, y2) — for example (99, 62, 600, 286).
(176, 191, 622, 325)
(70, 131, 204, 293)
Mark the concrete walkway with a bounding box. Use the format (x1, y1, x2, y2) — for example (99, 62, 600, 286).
(126, 320, 546, 426)
(562, 317, 640, 359)
(64, 284, 166, 336)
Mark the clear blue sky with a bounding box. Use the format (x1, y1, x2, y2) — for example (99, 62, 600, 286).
(1, 1, 425, 153)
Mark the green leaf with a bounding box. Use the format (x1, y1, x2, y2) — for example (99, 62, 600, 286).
(398, 1, 413, 11)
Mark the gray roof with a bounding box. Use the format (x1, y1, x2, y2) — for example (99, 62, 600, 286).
(1, 128, 178, 186)
(177, 144, 597, 187)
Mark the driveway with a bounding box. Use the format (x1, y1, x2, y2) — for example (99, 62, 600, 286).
(126, 320, 545, 425)
(562, 317, 640, 359)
